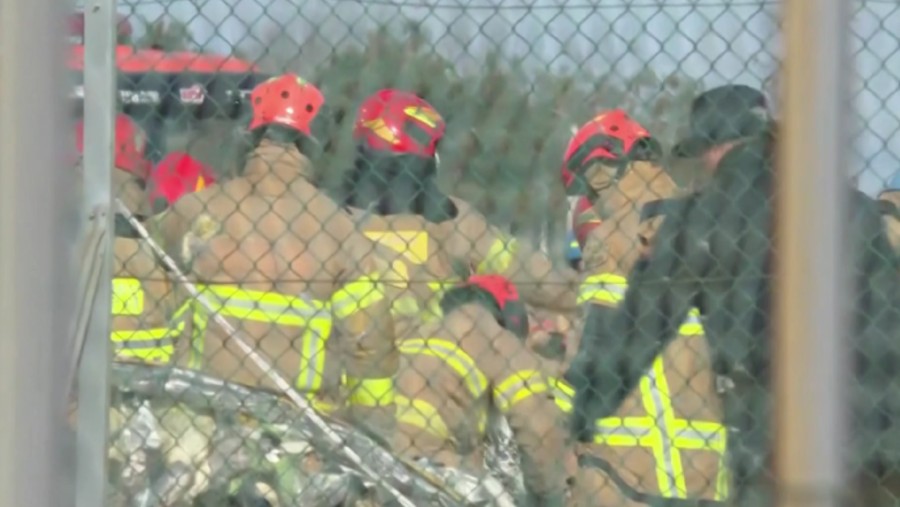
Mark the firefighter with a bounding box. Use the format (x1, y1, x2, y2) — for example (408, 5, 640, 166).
(150, 74, 399, 442)
(75, 113, 153, 216)
(105, 158, 216, 503)
(72, 114, 186, 364)
(671, 84, 772, 178)
(395, 274, 575, 506)
(573, 110, 900, 505)
(557, 110, 730, 506)
(877, 172, 900, 254)
(335, 89, 579, 337)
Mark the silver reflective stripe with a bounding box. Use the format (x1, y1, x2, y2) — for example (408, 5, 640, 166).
(596, 421, 724, 445)
(297, 323, 328, 393)
(207, 293, 324, 319)
(646, 367, 679, 496)
(115, 337, 176, 350)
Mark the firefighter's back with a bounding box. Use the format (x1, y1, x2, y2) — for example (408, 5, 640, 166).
(156, 76, 401, 439)
(174, 164, 355, 406)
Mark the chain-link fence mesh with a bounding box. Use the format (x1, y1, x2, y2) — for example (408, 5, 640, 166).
(66, 0, 900, 505)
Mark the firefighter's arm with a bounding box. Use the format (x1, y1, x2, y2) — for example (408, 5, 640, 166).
(330, 234, 399, 437)
(468, 313, 575, 501)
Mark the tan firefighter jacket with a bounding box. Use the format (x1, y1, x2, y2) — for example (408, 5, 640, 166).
(151, 143, 400, 438)
(394, 302, 576, 499)
(563, 161, 730, 505)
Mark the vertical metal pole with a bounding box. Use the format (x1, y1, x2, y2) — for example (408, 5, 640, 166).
(0, 0, 70, 503)
(775, 1, 851, 507)
(76, 0, 117, 506)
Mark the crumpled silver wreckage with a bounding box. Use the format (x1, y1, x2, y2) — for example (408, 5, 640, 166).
(107, 362, 524, 507)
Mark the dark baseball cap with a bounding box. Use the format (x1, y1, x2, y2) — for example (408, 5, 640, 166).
(672, 84, 772, 158)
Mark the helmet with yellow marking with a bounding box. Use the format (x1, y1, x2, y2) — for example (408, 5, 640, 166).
(340, 89, 455, 219)
(353, 89, 445, 158)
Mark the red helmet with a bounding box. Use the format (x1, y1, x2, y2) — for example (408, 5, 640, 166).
(560, 109, 659, 193)
(147, 151, 215, 212)
(75, 113, 151, 179)
(353, 89, 445, 158)
(248, 74, 325, 139)
(464, 274, 529, 339)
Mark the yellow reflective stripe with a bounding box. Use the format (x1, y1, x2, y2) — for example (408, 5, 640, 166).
(390, 295, 422, 317)
(549, 377, 574, 413)
(200, 285, 328, 326)
(678, 308, 704, 336)
(111, 278, 145, 316)
(346, 376, 395, 407)
(190, 284, 333, 397)
(295, 319, 332, 395)
(477, 236, 519, 274)
(111, 327, 177, 362)
(396, 395, 451, 439)
(399, 338, 488, 399)
(389, 280, 456, 319)
(642, 354, 686, 497)
(493, 369, 550, 413)
(188, 299, 208, 370)
(306, 394, 337, 415)
(332, 273, 387, 319)
(577, 272, 628, 305)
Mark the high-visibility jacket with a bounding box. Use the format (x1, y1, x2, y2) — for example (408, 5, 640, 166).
(565, 272, 730, 503)
(111, 237, 184, 364)
(151, 148, 399, 437)
(395, 303, 575, 499)
(346, 196, 579, 328)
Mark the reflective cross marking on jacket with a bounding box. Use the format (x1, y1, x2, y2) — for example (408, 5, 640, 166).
(110, 277, 182, 364)
(575, 271, 729, 501)
(594, 356, 729, 500)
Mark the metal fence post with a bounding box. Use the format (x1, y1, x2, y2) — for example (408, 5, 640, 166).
(75, 0, 117, 506)
(776, 1, 851, 506)
(0, 0, 71, 503)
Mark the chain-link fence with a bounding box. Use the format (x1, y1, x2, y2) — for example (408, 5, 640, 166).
(62, 0, 900, 506)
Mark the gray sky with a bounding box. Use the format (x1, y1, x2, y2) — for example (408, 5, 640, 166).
(116, 0, 900, 194)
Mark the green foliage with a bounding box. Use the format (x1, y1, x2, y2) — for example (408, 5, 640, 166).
(135, 18, 193, 52)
